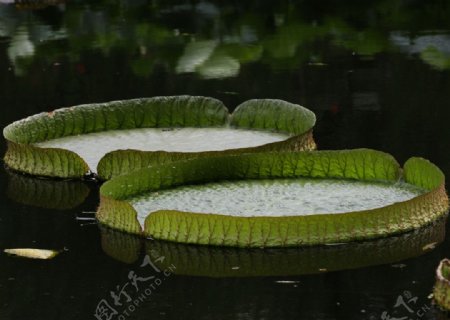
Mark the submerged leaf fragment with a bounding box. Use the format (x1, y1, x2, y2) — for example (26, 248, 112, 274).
(4, 248, 60, 260)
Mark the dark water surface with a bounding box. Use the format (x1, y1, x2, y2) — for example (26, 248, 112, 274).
(1, 1, 450, 319)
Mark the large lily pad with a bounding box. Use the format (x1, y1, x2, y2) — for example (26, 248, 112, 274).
(2, 96, 316, 179)
(97, 149, 449, 247)
(99, 217, 446, 276)
(434, 259, 450, 310)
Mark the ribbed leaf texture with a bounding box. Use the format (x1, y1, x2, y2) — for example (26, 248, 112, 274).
(3, 96, 316, 178)
(97, 149, 448, 247)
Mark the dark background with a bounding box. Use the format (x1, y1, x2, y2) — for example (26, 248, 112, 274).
(0, 1, 449, 319)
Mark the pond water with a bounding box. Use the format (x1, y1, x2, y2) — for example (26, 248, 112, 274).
(1, 1, 450, 320)
(131, 179, 424, 224)
(36, 127, 289, 171)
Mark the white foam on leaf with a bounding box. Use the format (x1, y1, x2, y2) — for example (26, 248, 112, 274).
(35, 127, 289, 172)
(130, 178, 425, 227)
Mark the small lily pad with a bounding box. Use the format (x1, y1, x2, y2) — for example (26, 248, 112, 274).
(434, 259, 450, 310)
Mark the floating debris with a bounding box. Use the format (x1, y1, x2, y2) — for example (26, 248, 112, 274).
(4, 248, 60, 260)
(76, 217, 97, 221)
(422, 242, 438, 251)
(76, 211, 98, 223)
(391, 263, 407, 269)
(275, 280, 300, 284)
(79, 221, 98, 227)
(308, 62, 328, 66)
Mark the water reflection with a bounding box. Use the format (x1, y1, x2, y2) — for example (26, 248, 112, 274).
(6, 171, 90, 209)
(1, 2, 450, 318)
(1, 0, 450, 79)
(100, 217, 447, 277)
(391, 32, 450, 70)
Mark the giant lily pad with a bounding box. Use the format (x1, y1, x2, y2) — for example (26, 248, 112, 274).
(99, 217, 446, 276)
(434, 259, 450, 310)
(97, 149, 449, 247)
(2, 96, 316, 179)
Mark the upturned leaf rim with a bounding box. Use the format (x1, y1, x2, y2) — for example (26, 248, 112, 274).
(97, 149, 449, 247)
(3, 96, 316, 179)
(434, 258, 450, 310)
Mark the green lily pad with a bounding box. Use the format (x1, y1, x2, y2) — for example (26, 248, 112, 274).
(434, 259, 450, 311)
(3, 96, 316, 179)
(97, 149, 449, 247)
